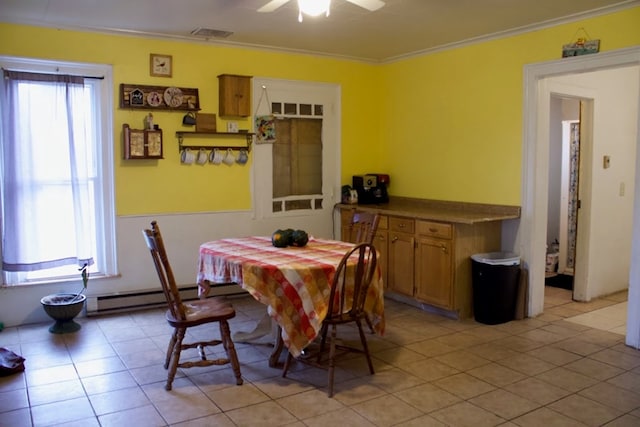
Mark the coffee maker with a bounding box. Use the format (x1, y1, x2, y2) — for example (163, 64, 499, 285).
(352, 174, 389, 204)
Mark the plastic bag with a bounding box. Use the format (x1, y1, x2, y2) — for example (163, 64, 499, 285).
(0, 347, 25, 376)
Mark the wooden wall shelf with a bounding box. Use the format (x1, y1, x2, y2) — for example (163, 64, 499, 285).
(176, 131, 254, 152)
(120, 83, 200, 111)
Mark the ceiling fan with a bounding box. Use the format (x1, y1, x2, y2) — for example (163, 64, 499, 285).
(258, 0, 386, 16)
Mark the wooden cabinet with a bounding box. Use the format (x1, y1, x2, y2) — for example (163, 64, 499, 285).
(415, 220, 454, 308)
(338, 205, 504, 318)
(388, 217, 415, 296)
(218, 74, 252, 117)
(123, 124, 163, 159)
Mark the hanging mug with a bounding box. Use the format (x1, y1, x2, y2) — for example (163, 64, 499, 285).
(182, 112, 196, 126)
(236, 148, 249, 165)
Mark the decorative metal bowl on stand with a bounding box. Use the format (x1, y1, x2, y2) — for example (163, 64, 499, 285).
(40, 293, 86, 334)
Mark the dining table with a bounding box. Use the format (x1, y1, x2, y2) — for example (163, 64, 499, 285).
(197, 236, 385, 367)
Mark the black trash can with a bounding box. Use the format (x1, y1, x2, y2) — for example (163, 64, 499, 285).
(471, 252, 521, 325)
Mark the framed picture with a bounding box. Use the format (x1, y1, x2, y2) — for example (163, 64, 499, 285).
(150, 54, 172, 77)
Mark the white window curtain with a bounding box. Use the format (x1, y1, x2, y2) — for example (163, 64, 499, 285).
(1, 70, 95, 273)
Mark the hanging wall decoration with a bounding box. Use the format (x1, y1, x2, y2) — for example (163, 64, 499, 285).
(254, 85, 276, 144)
(562, 28, 600, 58)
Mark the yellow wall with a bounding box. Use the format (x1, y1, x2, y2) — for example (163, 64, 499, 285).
(1, 6, 639, 212)
(380, 7, 640, 205)
(0, 24, 381, 215)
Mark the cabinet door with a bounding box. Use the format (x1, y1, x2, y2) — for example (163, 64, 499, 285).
(415, 237, 453, 308)
(388, 231, 415, 296)
(218, 74, 251, 117)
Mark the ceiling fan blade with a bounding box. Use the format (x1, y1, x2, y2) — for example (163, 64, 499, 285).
(257, 0, 291, 13)
(345, 0, 385, 12)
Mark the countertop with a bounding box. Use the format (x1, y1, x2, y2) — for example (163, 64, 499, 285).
(337, 196, 520, 225)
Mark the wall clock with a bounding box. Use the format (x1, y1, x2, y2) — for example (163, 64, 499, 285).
(150, 54, 172, 77)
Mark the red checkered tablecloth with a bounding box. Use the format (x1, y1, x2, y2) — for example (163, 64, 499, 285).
(197, 236, 385, 357)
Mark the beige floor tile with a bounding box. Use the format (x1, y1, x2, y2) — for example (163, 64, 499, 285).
(535, 366, 599, 392)
(98, 403, 166, 427)
(276, 388, 344, 419)
(28, 378, 85, 406)
(604, 414, 640, 427)
(367, 367, 426, 393)
(607, 371, 640, 394)
(497, 353, 556, 376)
(225, 401, 298, 427)
(468, 343, 521, 361)
(430, 401, 505, 427)
(394, 382, 461, 413)
(432, 372, 496, 400)
(467, 362, 527, 387)
(75, 355, 126, 378)
(552, 337, 606, 356)
(372, 346, 426, 367)
(405, 338, 456, 357)
(400, 358, 459, 382)
(171, 412, 237, 427)
(526, 345, 583, 366)
(504, 377, 572, 405)
(469, 388, 540, 420)
(351, 394, 424, 427)
(81, 370, 138, 395)
(205, 382, 269, 412)
(251, 375, 314, 399)
(564, 357, 625, 380)
(25, 364, 78, 387)
(30, 396, 95, 426)
(67, 342, 117, 363)
(89, 386, 151, 416)
(547, 394, 622, 426)
(511, 406, 589, 426)
(578, 382, 640, 412)
(303, 406, 377, 427)
(492, 335, 545, 352)
(433, 349, 491, 371)
(0, 408, 33, 427)
(0, 371, 25, 393)
(331, 377, 387, 406)
(434, 332, 485, 349)
(588, 348, 640, 371)
(0, 387, 28, 412)
(393, 414, 447, 426)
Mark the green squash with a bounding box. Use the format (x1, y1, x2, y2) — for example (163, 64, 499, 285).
(290, 229, 309, 247)
(271, 229, 289, 248)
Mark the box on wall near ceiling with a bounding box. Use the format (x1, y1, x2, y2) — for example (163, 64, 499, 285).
(196, 113, 216, 132)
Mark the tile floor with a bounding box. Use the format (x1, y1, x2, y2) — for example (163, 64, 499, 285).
(1, 288, 639, 427)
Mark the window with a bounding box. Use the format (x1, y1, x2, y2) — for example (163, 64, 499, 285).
(0, 57, 116, 285)
(251, 78, 339, 230)
(272, 116, 323, 212)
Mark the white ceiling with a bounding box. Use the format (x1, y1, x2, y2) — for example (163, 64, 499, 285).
(0, 0, 637, 62)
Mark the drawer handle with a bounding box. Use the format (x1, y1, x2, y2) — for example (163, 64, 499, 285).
(429, 227, 438, 233)
(391, 236, 398, 243)
(399, 223, 406, 228)
(440, 244, 447, 253)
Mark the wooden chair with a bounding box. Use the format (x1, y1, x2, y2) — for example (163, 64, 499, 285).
(282, 242, 377, 397)
(142, 221, 243, 390)
(347, 211, 380, 333)
(347, 211, 380, 245)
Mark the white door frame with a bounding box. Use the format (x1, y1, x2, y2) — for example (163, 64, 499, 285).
(521, 46, 640, 348)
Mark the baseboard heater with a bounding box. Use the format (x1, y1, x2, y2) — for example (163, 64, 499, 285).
(85, 282, 244, 316)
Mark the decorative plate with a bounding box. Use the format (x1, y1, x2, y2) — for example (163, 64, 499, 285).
(147, 91, 162, 107)
(164, 87, 183, 108)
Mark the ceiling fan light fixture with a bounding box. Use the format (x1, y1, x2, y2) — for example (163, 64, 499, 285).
(297, 0, 331, 22)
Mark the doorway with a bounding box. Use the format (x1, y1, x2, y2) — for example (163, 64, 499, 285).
(546, 97, 583, 293)
(519, 46, 640, 348)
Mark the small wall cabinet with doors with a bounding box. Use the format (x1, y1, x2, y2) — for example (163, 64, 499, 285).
(123, 124, 163, 159)
(339, 205, 507, 318)
(218, 74, 252, 117)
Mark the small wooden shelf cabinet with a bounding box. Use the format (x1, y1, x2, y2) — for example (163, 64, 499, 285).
(123, 124, 163, 159)
(218, 74, 252, 117)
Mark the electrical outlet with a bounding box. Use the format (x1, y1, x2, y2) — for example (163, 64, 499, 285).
(226, 121, 238, 133)
(620, 182, 625, 196)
